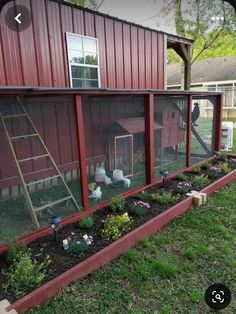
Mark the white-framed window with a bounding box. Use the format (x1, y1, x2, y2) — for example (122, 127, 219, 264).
(66, 33, 100, 88)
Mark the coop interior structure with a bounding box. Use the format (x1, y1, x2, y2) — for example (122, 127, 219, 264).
(0, 0, 223, 242)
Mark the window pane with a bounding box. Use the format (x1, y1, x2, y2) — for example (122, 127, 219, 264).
(84, 67, 98, 80)
(67, 34, 82, 51)
(72, 79, 85, 88)
(84, 53, 98, 65)
(69, 51, 84, 64)
(85, 80, 98, 88)
(71, 66, 84, 79)
(83, 38, 97, 53)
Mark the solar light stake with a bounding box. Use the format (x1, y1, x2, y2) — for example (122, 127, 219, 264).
(50, 215, 62, 243)
(159, 170, 169, 188)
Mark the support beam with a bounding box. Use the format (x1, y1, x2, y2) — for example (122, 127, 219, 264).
(186, 95, 192, 167)
(75, 95, 89, 211)
(145, 93, 154, 184)
(214, 94, 224, 151)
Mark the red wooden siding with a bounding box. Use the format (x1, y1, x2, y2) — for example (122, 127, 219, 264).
(0, 96, 79, 189)
(0, 0, 165, 89)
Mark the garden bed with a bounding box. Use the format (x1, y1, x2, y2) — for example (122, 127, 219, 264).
(1, 154, 236, 313)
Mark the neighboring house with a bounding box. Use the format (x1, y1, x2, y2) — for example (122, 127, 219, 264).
(167, 56, 236, 119)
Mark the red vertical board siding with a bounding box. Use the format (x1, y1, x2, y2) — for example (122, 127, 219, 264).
(95, 15, 107, 87)
(60, 5, 74, 87)
(104, 18, 116, 88)
(46, 1, 65, 87)
(157, 33, 164, 89)
(138, 29, 145, 89)
(30, 0, 53, 87)
(123, 24, 132, 89)
(114, 21, 124, 89)
(151, 32, 158, 89)
(72, 8, 85, 35)
(145, 30, 152, 89)
(0, 28, 6, 85)
(16, 0, 39, 86)
(0, 3, 24, 85)
(130, 26, 139, 89)
(84, 12, 95, 37)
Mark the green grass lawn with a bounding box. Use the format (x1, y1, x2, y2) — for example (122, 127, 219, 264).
(28, 178, 236, 313)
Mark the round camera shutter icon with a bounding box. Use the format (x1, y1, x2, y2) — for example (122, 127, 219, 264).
(205, 284, 231, 310)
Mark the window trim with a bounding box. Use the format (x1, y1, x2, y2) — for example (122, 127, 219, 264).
(66, 32, 101, 88)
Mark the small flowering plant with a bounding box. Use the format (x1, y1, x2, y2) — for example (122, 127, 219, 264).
(129, 200, 151, 216)
(176, 181, 192, 194)
(102, 212, 132, 240)
(207, 165, 222, 179)
(63, 232, 93, 256)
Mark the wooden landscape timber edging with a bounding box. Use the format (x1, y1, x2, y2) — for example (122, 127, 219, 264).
(4, 167, 236, 314)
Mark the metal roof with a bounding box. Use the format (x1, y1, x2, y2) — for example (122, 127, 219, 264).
(167, 55, 236, 86)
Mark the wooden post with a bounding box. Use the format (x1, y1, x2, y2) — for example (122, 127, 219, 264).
(145, 93, 154, 184)
(186, 95, 192, 167)
(75, 95, 89, 211)
(214, 93, 224, 151)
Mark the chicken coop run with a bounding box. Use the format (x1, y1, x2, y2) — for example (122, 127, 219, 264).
(0, 89, 223, 242)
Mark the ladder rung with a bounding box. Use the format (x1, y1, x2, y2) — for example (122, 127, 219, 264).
(26, 175, 60, 186)
(10, 134, 38, 140)
(35, 196, 72, 212)
(1, 113, 27, 119)
(19, 154, 49, 163)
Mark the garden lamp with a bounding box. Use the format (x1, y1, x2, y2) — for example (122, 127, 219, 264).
(50, 215, 62, 243)
(159, 170, 169, 188)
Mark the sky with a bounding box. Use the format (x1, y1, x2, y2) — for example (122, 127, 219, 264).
(98, 0, 176, 34)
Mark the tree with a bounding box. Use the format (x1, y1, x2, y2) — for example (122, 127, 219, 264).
(160, 0, 236, 87)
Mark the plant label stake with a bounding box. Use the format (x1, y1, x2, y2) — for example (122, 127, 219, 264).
(50, 215, 62, 243)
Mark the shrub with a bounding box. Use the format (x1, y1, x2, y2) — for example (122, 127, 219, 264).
(176, 182, 192, 194)
(102, 213, 132, 240)
(175, 173, 188, 181)
(207, 165, 222, 179)
(191, 167, 201, 174)
(137, 190, 151, 201)
(110, 195, 126, 212)
(151, 191, 177, 205)
(67, 238, 89, 255)
(219, 162, 231, 174)
(201, 162, 211, 170)
(129, 200, 150, 216)
(7, 242, 27, 263)
(78, 215, 94, 229)
(218, 151, 228, 162)
(191, 174, 209, 189)
(3, 249, 51, 298)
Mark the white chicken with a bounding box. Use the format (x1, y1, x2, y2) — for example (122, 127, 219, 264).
(122, 177, 131, 188)
(104, 176, 113, 185)
(89, 186, 102, 199)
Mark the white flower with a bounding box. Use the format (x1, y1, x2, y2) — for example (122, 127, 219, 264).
(63, 239, 69, 251)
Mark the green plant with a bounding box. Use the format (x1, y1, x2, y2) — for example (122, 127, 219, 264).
(218, 162, 231, 174)
(201, 162, 211, 170)
(191, 174, 209, 189)
(191, 167, 201, 174)
(151, 191, 177, 205)
(110, 195, 126, 212)
(68, 239, 89, 255)
(7, 242, 27, 263)
(137, 190, 151, 201)
(3, 249, 51, 298)
(102, 213, 132, 240)
(218, 151, 228, 162)
(176, 182, 192, 194)
(78, 215, 94, 229)
(175, 173, 188, 181)
(207, 165, 222, 179)
(129, 200, 150, 216)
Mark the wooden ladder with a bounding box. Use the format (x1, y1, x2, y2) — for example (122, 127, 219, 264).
(0, 97, 80, 228)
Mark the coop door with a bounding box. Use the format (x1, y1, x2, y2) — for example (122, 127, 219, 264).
(114, 135, 133, 177)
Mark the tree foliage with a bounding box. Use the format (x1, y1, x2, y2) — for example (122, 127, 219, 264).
(162, 0, 236, 64)
(64, 0, 101, 10)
